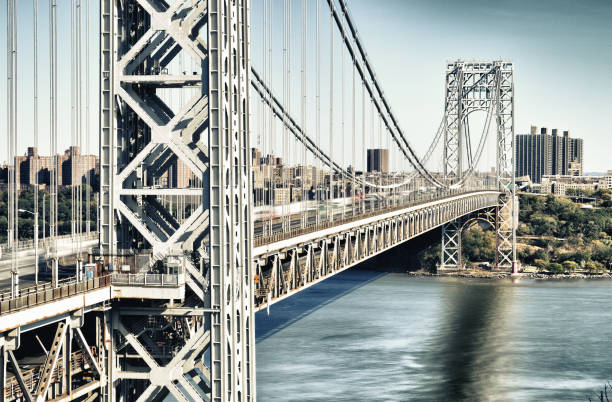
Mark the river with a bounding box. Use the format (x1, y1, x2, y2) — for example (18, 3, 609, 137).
(256, 269, 612, 401)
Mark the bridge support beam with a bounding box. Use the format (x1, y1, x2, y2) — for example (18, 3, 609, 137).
(100, 0, 254, 399)
(439, 61, 517, 272)
(440, 219, 461, 271)
(439, 204, 514, 272)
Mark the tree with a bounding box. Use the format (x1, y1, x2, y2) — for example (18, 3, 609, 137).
(0, 216, 7, 244)
(562, 260, 579, 272)
(530, 214, 557, 236)
(585, 261, 605, 273)
(546, 262, 564, 274)
(462, 225, 495, 263)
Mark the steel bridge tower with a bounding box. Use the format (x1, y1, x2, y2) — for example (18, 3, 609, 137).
(440, 61, 517, 272)
(100, 0, 253, 400)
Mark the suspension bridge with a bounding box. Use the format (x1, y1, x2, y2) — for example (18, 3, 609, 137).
(1, 0, 517, 400)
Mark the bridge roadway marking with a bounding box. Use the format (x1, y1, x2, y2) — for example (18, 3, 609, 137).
(253, 190, 500, 256)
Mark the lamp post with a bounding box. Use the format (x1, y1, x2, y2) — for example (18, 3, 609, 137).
(18, 208, 39, 284)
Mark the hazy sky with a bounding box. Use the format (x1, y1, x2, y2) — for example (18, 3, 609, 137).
(1, 0, 611, 171)
(346, 0, 612, 172)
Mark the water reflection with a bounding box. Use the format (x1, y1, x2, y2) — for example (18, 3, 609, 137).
(256, 269, 386, 342)
(258, 274, 612, 401)
(423, 280, 516, 400)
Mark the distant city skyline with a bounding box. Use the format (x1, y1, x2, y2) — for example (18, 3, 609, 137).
(1, 0, 611, 171)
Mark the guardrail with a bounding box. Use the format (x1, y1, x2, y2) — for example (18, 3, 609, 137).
(0, 232, 98, 254)
(110, 273, 184, 287)
(254, 189, 497, 247)
(0, 276, 112, 315)
(0, 272, 185, 316)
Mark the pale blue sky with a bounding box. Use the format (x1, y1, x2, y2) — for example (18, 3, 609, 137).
(345, 0, 612, 172)
(1, 0, 611, 171)
(0, 0, 99, 162)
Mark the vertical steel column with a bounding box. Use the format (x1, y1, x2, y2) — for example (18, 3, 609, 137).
(99, 0, 117, 256)
(439, 61, 516, 272)
(440, 219, 461, 270)
(443, 62, 464, 184)
(494, 62, 517, 271)
(104, 310, 115, 402)
(0, 344, 5, 402)
(208, 0, 254, 400)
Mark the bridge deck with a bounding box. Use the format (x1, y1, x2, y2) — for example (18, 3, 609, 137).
(253, 190, 500, 311)
(0, 191, 501, 329)
(254, 190, 499, 256)
(0, 273, 186, 333)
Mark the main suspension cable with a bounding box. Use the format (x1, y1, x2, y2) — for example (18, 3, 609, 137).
(330, 0, 444, 188)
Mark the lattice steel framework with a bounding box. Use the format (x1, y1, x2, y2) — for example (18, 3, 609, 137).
(100, 0, 253, 400)
(440, 207, 496, 270)
(441, 61, 516, 271)
(440, 218, 461, 269)
(208, 0, 255, 400)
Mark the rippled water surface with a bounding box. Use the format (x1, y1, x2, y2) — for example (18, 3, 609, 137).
(256, 270, 612, 401)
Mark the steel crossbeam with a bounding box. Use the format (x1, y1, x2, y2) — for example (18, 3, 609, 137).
(99, 0, 253, 400)
(441, 61, 516, 271)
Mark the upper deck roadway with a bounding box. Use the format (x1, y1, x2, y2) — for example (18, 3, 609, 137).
(0, 190, 499, 320)
(0, 190, 499, 401)
(252, 190, 500, 310)
(0, 189, 499, 324)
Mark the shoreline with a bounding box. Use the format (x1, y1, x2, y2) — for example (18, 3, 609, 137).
(405, 269, 612, 280)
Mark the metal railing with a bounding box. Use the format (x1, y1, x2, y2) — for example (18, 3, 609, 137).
(110, 273, 184, 287)
(254, 189, 496, 247)
(0, 273, 185, 316)
(0, 232, 98, 254)
(0, 275, 112, 315)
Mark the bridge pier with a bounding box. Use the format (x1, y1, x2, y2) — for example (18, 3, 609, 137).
(440, 219, 462, 271)
(438, 61, 517, 273)
(439, 202, 516, 272)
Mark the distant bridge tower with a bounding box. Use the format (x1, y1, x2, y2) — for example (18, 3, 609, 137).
(440, 61, 517, 272)
(100, 0, 253, 400)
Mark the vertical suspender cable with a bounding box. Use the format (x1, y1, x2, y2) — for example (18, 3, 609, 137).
(283, 0, 288, 231)
(50, 0, 59, 287)
(34, 0, 40, 285)
(268, 0, 273, 234)
(301, 0, 307, 228)
(77, 0, 83, 278)
(352, 60, 355, 216)
(13, 0, 19, 296)
(361, 82, 365, 214)
(71, 0, 75, 239)
(386, 124, 390, 207)
(369, 97, 373, 212)
(340, 13, 345, 220)
(86, 0, 91, 235)
(7, 0, 11, 262)
(378, 113, 382, 210)
(260, 0, 265, 212)
(316, 0, 321, 224)
(7, 0, 19, 297)
(287, 0, 291, 231)
(328, 4, 333, 222)
(284, 0, 289, 231)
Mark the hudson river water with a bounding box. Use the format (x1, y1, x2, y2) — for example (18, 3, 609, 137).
(256, 269, 612, 401)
